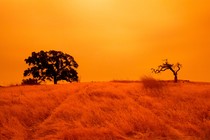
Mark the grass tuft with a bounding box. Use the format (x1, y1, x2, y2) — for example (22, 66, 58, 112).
(141, 76, 167, 97)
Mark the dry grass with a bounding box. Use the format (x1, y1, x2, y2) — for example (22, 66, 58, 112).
(141, 76, 167, 97)
(0, 82, 210, 139)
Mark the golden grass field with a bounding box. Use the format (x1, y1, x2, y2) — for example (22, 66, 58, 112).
(0, 81, 210, 140)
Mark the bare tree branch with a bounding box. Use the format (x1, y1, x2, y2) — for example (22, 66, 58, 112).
(152, 59, 182, 82)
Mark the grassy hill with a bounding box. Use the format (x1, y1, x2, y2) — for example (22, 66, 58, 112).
(0, 82, 210, 139)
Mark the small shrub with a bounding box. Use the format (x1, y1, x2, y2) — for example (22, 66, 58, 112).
(141, 76, 166, 96)
(22, 78, 40, 85)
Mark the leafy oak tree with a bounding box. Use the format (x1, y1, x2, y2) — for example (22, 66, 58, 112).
(23, 50, 79, 84)
(151, 59, 182, 83)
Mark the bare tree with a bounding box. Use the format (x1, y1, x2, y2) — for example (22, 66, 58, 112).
(151, 59, 182, 83)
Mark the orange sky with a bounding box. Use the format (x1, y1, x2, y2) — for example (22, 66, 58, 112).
(0, 0, 210, 85)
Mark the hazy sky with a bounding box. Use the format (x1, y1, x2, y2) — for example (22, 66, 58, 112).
(0, 0, 210, 85)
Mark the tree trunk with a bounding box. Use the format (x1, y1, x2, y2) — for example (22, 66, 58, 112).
(54, 76, 57, 84)
(174, 74, 178, 83)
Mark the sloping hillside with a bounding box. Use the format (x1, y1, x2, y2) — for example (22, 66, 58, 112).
(0, 82, 210, 139)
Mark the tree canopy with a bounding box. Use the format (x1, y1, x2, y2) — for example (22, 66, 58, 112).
(23, 50, 79, 84)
